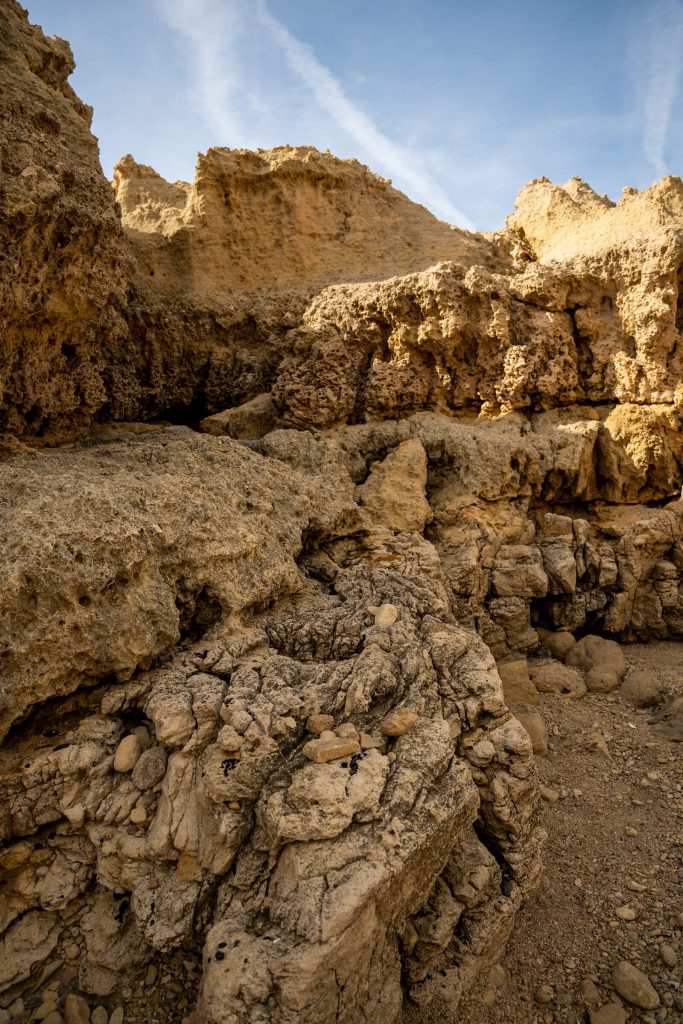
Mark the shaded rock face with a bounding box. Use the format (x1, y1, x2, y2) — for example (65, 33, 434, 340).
(0, 0, 130, 440)
(0, 3, 682, 1023)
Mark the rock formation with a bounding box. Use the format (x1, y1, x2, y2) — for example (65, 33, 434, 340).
(0, 2, 681, 1024)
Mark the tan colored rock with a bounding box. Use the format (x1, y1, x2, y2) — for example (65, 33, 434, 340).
(529, 661, 587, 699)
(369, 603, 399, 628)
(379, 707, 420, 736)
(63, 994, 90, 1024)
(113, 735, 141, 773)
(0, 429, 312, 739)
(584, 667, 622, 694)
(565, 635, 626, 682)
(538, 629, 576, 661)
(302, 737, 361, 764)
(359, 733, 382, 750)
(611, 961, 659, 1009)
(306, 714, 335, 735)
(514, 711, 549, 756)
(199, 393, 277, 440)
(620, 670, 665, 708)
(115, 147, 496, 300)
(492, 546, 548, 599)
(334, 723, 359, 741)
(496, 658, 541, 705)
(590, 1004, 626, 1024)
(356, 439, 432, 533)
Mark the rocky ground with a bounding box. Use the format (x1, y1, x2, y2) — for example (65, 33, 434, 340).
(2, 642, 679, 1024)
(430, 641, 683, 1024)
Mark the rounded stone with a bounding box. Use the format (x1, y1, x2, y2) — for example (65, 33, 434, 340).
(62, 991, 89, 1024)
(529, 661, 587, 700)
(585, 667, 621, 694)
(621, 670, 665, 708)
(612, 961, 660, 1009)
(131, 745, 167, 789)
(90, 1007, 108, 1024)
(566, 635, 626, 681)
(659, 944, 678, 968)
(540, 629, 576, 661)
(129, 803, 147, 825)
(113, 734, 141, 773)
(306, 713, 334, 735)
(379, 707, 419, 736)
(534, 983, 554, 1005)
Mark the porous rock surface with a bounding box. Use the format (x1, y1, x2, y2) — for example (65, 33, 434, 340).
(1, 3, 682, 1023)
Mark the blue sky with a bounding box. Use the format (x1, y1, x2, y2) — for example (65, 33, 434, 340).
(24, 0, 683, 230)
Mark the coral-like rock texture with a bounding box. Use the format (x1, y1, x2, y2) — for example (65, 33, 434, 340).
(1, 2, 682, 1023)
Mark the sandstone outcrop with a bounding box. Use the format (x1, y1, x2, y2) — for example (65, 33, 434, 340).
(1, 2, 682, 1023)
(0, 427, 543, 1024)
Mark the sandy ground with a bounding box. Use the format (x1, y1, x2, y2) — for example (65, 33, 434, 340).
(419, 641, 683, 1024)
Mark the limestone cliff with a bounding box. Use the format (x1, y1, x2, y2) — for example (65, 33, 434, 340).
(0, 3, 682, 1024)
(113, 148, 501, 299)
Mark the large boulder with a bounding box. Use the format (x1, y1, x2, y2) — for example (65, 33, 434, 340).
(0, 428, 313, 739)
(566, 635, 627, 692)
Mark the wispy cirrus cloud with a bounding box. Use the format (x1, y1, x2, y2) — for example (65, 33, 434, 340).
(153, 0, 245, 141)
(639, 0, 683, 176)
(152, 0, 473, 227)
(254, 0, 473, 227)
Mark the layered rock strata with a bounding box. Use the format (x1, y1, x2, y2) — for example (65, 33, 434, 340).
(1, 2, 682, 1023)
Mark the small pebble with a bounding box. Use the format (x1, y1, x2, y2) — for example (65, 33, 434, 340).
(63, 994, 89, 1024)
(535, 983, 554, 1005)
(305, 714, 334, 735)
(113, 734, 141, 772)
(659, 944, 678, 967)
(379, 707, 419, 737)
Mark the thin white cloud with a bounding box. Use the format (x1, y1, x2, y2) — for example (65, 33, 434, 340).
(640, 0, 683, 176)
(153, 0, 473, 228)
(153, 0, 245, 142)
(254, 0, 473, 228)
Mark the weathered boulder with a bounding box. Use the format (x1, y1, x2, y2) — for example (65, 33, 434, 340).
(529, 661, 587, 699)
(356, 439, 432, 533)
(0, 428, 312, 738)
(566, 635, 627, 692)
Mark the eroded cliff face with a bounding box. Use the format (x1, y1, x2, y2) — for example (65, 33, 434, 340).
(0, 0, 130, 441)
(1, 2, 682, 1023)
